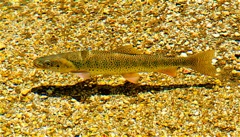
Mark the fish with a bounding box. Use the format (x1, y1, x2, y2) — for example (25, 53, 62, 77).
(33, 46, 216, 83)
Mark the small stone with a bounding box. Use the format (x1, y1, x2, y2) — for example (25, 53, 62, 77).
(103, 8, 110, 14)
(0, 42, 6, 50)
(39, 95, 48, 99)
(214, 79, 222, 85)
(212, 33, 220, 37)
(216, 68, 221, 73)
(177, 0, 187, 3)
(192, 100, 198, 105)
(231, 70, 237, 75)
(0, 53, 6, 62)
(222, 11, 230, 16)
(219, 60, 226, 65)
(234, 32, 240, 37)
(16, 113, 22, 119)
(212, 58, 217, 65)
(101, 96, 111, 101)
(0, 107, 7, 115)
(46, 89, 53, 95)
(21, 88, 31, 95)
(206, 23, 212, 28)
(226, 86, 231, 90)
(180, 52, 188, 57)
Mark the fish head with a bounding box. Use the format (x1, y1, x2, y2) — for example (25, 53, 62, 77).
(33, 55, 76, 73)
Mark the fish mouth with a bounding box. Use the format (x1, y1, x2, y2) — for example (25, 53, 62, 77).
(33, 60, 43, 68)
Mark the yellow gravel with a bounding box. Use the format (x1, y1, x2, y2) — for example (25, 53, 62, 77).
(0, 0, 239, 136)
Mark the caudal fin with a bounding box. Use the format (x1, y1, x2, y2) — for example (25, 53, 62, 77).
(188, 50, 216, 77)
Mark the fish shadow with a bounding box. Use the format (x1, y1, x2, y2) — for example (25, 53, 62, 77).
(31, 80, 216, 102)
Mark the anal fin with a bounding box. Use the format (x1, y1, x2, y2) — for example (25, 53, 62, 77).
(158, 67, 178, 77)
(122, 73, 140, 83)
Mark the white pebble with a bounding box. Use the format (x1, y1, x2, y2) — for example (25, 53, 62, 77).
(180, 52, 188, 57)
(216, 68, 221, 73)
(212, 33, 220, 37)
(206, 23, 212, 28)
(212, 58, 217, 65)
(234, 32, 240, 36)
(187, 50, 193, 54)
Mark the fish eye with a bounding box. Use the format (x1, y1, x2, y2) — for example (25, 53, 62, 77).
(44, 60, 52, 67)
(56, 64, 60, 68)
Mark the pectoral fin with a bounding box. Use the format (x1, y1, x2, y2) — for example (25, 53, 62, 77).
(122, 73, 140, 83)
(73, 71, 91, 80)
(158, 67, 178, 77)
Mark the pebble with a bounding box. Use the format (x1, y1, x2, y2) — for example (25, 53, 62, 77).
(234, 32, 240, 37)
(206, 23, 213, 28)
(180, 52, 188, 57)
(0, 42, 6, 49)
(187, 50, 193, 54)
(21, 88, 31, 95)
(212, 33, 220, 37)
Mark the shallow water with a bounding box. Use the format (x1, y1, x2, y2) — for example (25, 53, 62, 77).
(0, 0, 239, 136)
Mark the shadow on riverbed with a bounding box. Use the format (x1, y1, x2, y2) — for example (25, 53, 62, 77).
(31, 80, 216, 102)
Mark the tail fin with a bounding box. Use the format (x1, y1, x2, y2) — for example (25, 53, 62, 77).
(188, 50, 216, 77)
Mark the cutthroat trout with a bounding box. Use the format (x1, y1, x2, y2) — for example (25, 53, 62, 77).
(33, 46, 216, 83)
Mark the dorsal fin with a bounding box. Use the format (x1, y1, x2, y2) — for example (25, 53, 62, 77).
(112, 45, 142, 55)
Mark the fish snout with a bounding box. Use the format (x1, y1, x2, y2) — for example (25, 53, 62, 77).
(33, 59, 43, 68)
